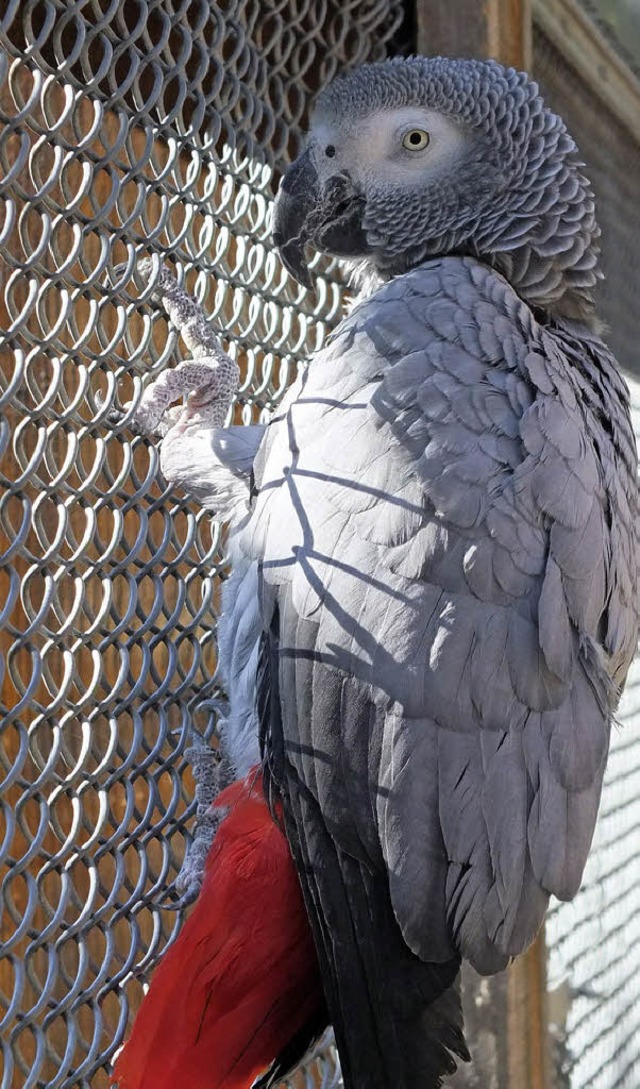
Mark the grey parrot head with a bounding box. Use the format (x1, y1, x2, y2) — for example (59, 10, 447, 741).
(273, 56, 600, 322)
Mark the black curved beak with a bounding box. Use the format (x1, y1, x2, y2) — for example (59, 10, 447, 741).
(272, 149, 319, 289)
(273, 150, 369, 289)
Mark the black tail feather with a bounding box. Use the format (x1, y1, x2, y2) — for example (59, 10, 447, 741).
(283, 770, 468, 1089)
(253, 1008, 329, 1089)
(258, 609, 469, 1089)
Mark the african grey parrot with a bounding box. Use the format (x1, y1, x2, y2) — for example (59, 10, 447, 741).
(113, 56, 638, 1089)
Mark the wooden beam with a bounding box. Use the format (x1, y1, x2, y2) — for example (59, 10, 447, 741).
(533, 0, 640, 144)
(416, 0, 491, 59)
(488, 0, 532, 68)
(507, 932, 552, 1089)
(416, 0, 532, 69)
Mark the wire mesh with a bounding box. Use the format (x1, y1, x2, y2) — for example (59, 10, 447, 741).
(534, 24, 640, 1089)
(0, 1, 405, 1085)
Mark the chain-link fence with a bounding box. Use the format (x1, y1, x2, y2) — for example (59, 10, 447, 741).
(0, 2, 405, 1085)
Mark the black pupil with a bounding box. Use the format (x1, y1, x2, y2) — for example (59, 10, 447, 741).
(325, 145, 336, 157)
(409, 132, 423, 145)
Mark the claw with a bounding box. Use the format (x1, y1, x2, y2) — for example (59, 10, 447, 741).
(108, 259, 239, 436)
(106, 406, 127, 427)
(153, 884, 200, 911)
(95, 388, 143, 433)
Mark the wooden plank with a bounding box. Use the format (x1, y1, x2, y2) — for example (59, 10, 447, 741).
(416, 0, 532, 69)
(416, 0, 491, 58)
(533, 0, 640, 143)
(507, 932, 552, 1089)
(488, 0, 533, 68)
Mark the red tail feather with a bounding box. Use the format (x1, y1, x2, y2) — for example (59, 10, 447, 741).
(111, 771, 323, 1089)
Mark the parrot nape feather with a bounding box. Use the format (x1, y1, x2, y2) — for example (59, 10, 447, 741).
(111, 54, 639, 1089)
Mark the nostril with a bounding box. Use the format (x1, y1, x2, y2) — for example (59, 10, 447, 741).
(325, 145, 336, 158)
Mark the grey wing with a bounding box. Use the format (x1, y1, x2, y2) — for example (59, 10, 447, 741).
(160, 422, 266, 520)
(254, 255, 639, 978)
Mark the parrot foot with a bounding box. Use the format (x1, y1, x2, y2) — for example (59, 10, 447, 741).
(111, 258, 240, 437)
(124, 355, 240, 437)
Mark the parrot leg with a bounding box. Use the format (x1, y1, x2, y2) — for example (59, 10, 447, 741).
(117, 259, 240, 437)
(111, 264, 265, 903)
(112, 260, 263, 516)
(174, 736, 235, 907)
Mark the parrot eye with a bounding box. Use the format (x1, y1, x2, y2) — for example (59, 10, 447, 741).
(325, 145, 336, 158)
(402, 129, 430, 151)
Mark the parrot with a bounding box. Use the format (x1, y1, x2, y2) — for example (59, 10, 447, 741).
(110, 56, 639, 1089)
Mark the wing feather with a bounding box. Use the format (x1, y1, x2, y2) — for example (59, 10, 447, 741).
(248, 254, 638, 990)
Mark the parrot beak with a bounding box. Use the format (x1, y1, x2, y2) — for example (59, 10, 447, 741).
(273, 150, 369, 288)
(273, 149, 319, 289)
